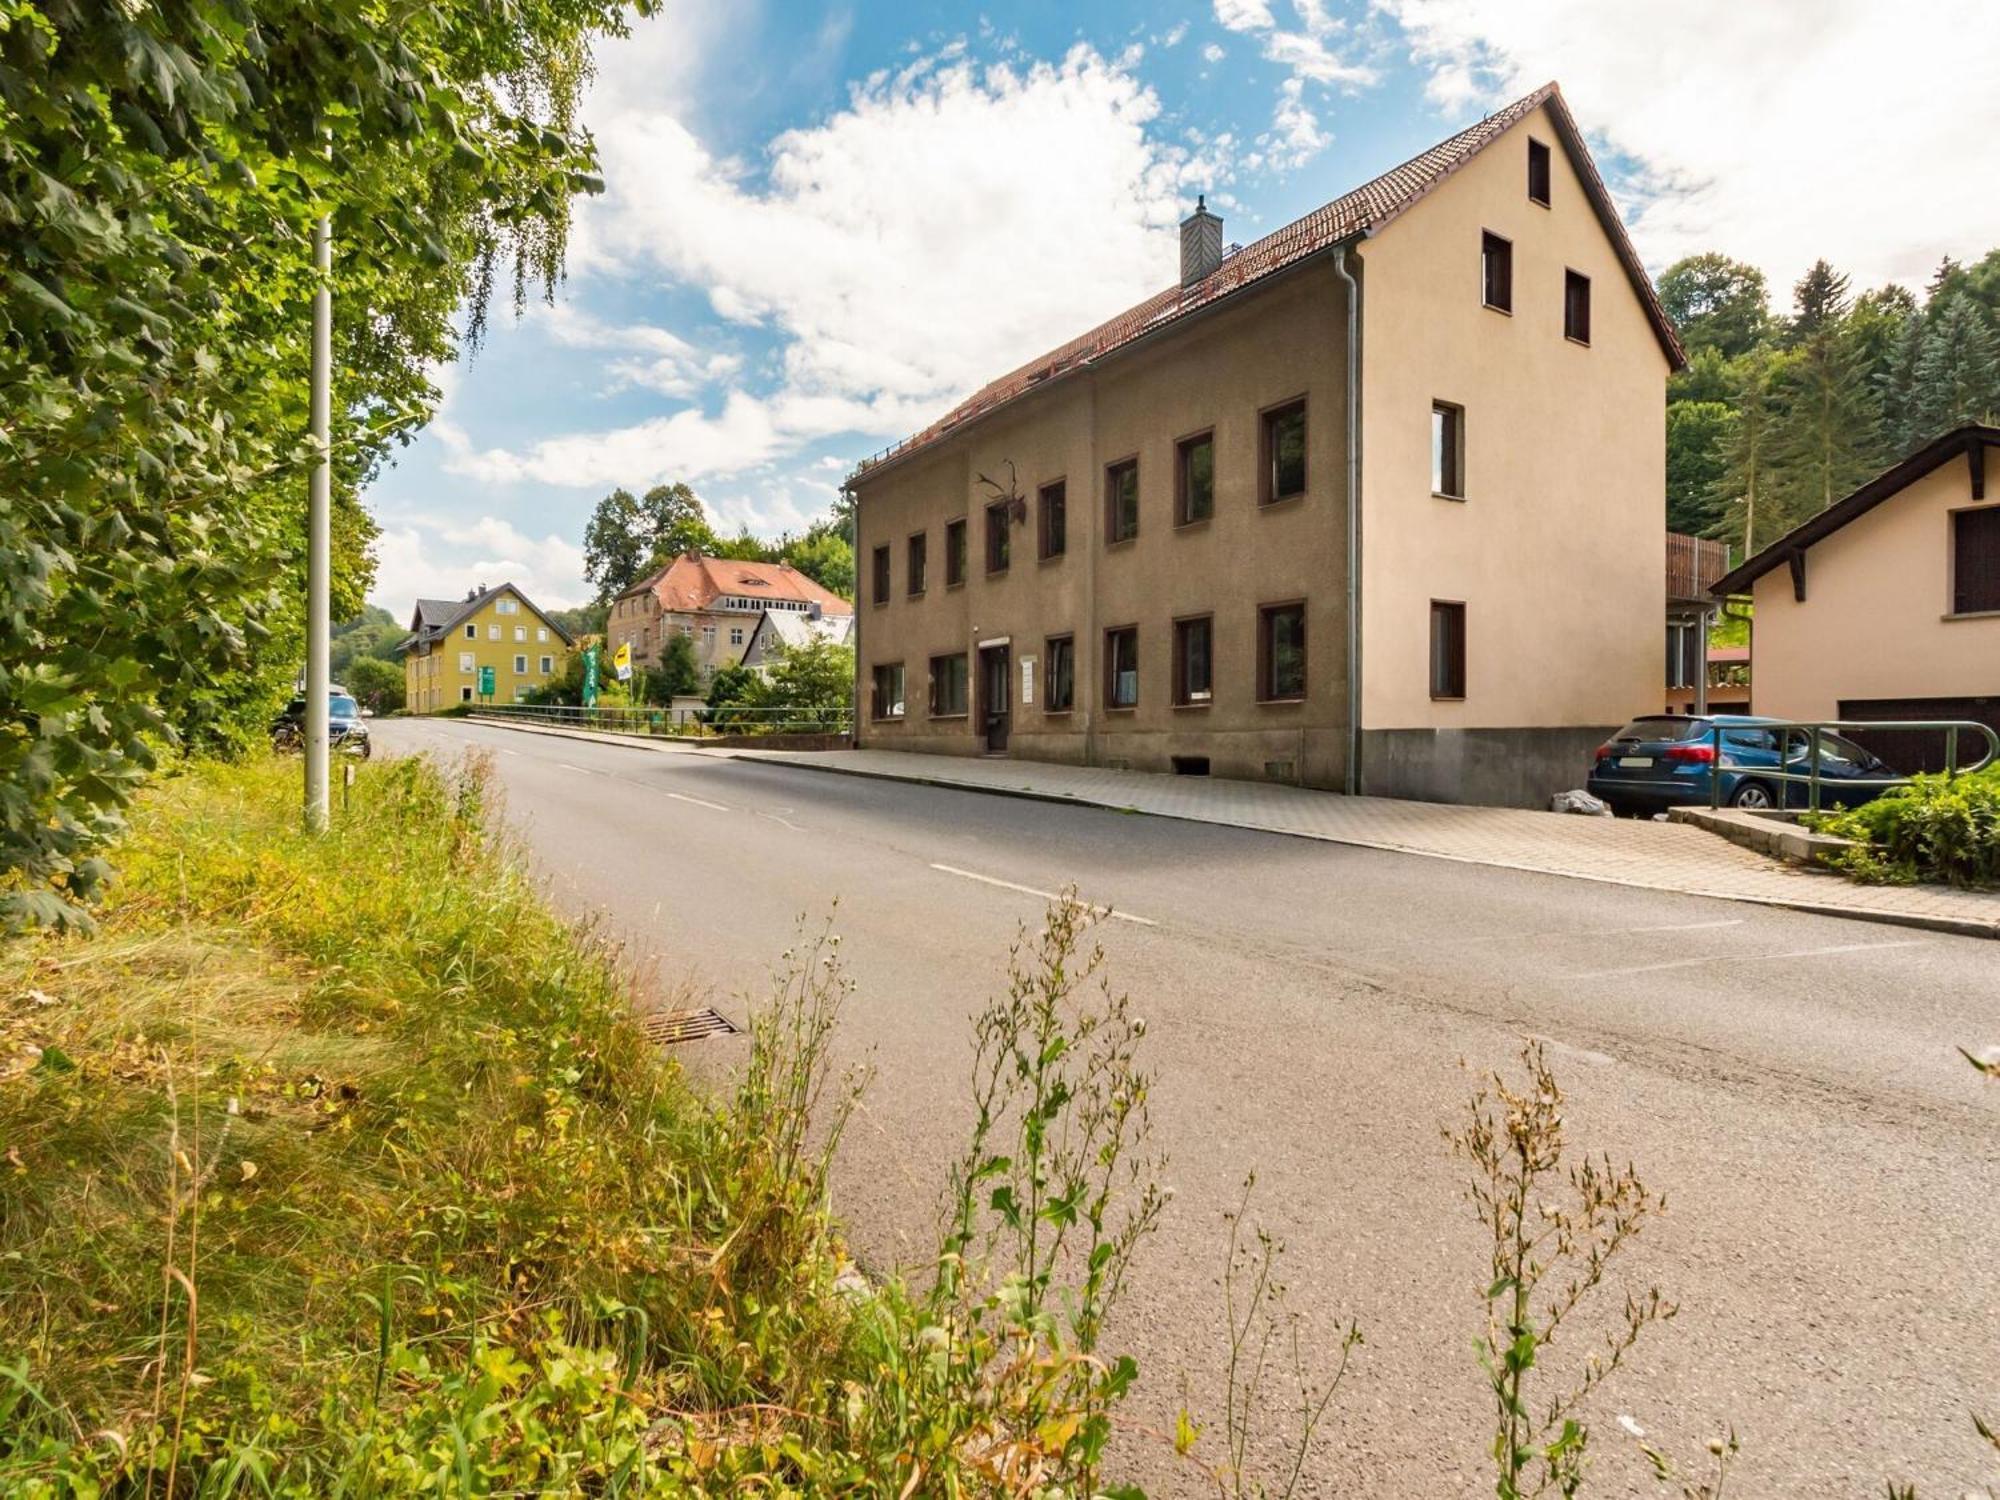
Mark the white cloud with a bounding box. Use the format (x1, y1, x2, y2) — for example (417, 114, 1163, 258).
(1379, 0, 2000, 294)
(1213, 0, 1377, 171)
(1158, 21, 1189, 47)
(447, 38, 1233, 492)
(1202, 42, 1227, 64)
(370, 518, 590, 614)
(532, 304, 742, 398)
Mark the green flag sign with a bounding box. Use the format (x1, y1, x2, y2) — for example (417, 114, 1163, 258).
(477, 665, 495, 699)
(581, 644, 600, 708)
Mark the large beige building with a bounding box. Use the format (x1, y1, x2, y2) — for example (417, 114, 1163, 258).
(847, 83, 1682, 806)
(607, 554, 853, 685)
(1711, 425, 2000, 772)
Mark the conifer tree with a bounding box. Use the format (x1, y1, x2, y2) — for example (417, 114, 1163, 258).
(1877, 310, 1930, 458)
(1787, 259, 1852, 345)
(1911, 293, 2000, 436)
(1708, 352, 1785, 554)
(1768, 329, 1884, 529)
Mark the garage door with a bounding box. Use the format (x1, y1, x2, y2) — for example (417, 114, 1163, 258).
(1837, 696, 2000, 775)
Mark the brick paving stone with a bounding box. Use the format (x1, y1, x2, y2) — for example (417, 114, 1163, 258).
(725, 747, 2000, 938)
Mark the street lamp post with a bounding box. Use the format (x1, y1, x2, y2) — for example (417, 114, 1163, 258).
(304, 211, 332, 830)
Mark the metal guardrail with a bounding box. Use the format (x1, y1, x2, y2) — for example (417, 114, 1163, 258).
(1704, 718, 1999, 814)
(466, 701, 854, 739)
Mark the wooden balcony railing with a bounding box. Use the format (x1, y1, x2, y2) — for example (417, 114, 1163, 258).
(1667, 531, 1730, 602)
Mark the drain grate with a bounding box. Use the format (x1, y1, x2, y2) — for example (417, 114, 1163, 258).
(640, 1006, 741, 1046)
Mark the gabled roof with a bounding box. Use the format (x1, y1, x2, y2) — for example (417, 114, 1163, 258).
(747, 608, 854, 657)
(1710, 425, 1999, 596)
(397, 582, 576, 654)
(622, 554, 855, 616)
(850, 81, 1683, 484)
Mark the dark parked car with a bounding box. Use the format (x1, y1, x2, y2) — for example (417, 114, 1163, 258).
(1587, 714, 1898, 817)
(272, 689, 371, 758)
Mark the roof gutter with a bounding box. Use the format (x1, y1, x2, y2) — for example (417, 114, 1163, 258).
(1332, 243, 1363, 797)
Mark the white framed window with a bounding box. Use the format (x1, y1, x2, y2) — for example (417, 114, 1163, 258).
(513, 654, 527, 674)
(537, 628, 548, 642)
(539, 655, 553, 674)
(460, 686, 473, 702)
(487, 624, 500, 640)
(514, 625, 526, 642)
(464, 624, 476, 639)
(459, 651, 474, 673)
(702, 625, 716, 643)
(497, 598, 517, 615)
(730, 626, 744, 645)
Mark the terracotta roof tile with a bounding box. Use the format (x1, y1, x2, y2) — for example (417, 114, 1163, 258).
(853, 82, 1682, 482)
(629, 554, 855, 616)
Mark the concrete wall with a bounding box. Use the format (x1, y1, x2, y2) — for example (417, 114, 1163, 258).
(1355, 101, 1668, 804)
(853, 260, 1354, 788)
(404, 589, 568, 713)
(1750, 459, 2000, 719)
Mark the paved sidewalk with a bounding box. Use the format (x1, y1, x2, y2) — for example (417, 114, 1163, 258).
(723, 745, 2000, 938)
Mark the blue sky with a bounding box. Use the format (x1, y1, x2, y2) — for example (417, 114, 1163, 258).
(364, 0, 2000, 614)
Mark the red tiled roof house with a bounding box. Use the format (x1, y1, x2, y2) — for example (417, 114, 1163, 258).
(608, 554, 854, 685)
(846, 82, 1683, 806)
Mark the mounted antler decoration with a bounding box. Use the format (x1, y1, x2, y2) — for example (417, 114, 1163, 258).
(975, 461, 1029, 525)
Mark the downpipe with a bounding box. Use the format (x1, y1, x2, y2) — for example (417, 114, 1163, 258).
(1332, 244, 1362, 797)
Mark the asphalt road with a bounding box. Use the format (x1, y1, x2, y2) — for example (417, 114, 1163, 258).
(377, 717, 2000, 1498)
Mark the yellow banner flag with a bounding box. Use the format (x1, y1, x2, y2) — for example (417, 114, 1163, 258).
(612, 640, 633, 681)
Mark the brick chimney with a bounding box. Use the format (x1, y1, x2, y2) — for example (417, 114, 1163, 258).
(1180, 194, 1223, 287)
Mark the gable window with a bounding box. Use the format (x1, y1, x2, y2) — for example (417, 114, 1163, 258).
(513, 654, 527, 674)
(1432, 402, 1465, 499)
(929, 652, 968, 717)
(515, 625, 526, 642)
(907, 531, 928, 595)
(1176, 431, 1215, 525)
(1172, 615, 1214, 706)
(458, 651, 474, 673)
(1564, 270, 1592, 344)
(488, 624, 500, 640)
(945, 518, 968, 586)
(1039, 480, 1067, 559)
(1105, 458, 1140, 543)
(537, 628, 549, 642)
(872, 662, 906, 720)
(464, 624, 476, 639)
(1261, 399, 1307, 504)
(1954, 506, 2000, 614)
(1481, 231, 1513, 313)
(986, 499, 1011, 574)
(1527, 138, 1551, 207)
(871, 543, 891, 604)
(1258, 602, 1306, 702)
(497, 598, 517, 615)
(1045, 634, 1075, 711)
(1105, 625, 1139, 708)
(1430, 600, 1467, 699)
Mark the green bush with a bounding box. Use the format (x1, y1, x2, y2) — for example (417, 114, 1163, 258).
(1815, 764, 2000, 887)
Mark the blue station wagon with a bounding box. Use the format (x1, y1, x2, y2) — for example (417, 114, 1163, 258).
(1586, 714, 1900, 818)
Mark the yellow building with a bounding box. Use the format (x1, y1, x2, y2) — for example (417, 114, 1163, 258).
(397, 583, 575, 713)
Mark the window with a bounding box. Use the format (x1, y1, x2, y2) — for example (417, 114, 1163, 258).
(1176, 431, 1215, 524)
(513, 654, 527, 674)
(497, 598, 517, 615)
(1105, 626, 1139, 709)
(1666, 621, 1699, 690)
(702, 624, 716, 644)
(488, 624, 501, 640)
(1481, 231, 1513, 313)
(460, 686, 473, 703)
(538, 628, 549, 642)
(872, 662, 906, 720)
(1172, 615, 1213, 706)
(1258, 602, 1306, 701)
(929, 652, 968, 717)
(872, 544, 891, 604)
(464, 624, 476, 639)
(1039, 480, 1067, 559)
(1564, 270, 1592, 344)
(540, 655, 553, 674)
(1955, 507, 2000, 613)
(1432, 402, 1465, 499)
(1105, 459, 1139, 543)
(1430, 600, 1467, 699)
(729, 626, 743, 646)
(1045, 634, 1075, 711)
(1527, 138, 1551, 206)
(946, 518, 968, 586)
(514, 625, 526, 642)
(1262, 399, 1307, 504)
(986, 500, 1011, 573)
(907, 531, 928, 595)
(458, 651, 474, 673)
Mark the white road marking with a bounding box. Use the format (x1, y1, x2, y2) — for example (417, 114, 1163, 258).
(1619, 919, 1744, 934)
(556, 762, 596, 775)
(928, 863, 1157, 926)
(758, 810, 806, 831)
(1569, 940, 1924, 980)
(667, 791, 729, 812)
